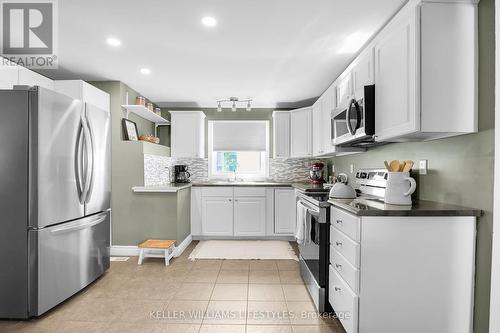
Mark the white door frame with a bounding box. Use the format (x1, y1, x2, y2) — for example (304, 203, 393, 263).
(489, 2, 500, 331)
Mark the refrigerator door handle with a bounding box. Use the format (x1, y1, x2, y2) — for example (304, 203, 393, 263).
(50, 214, 107, 234)
(81, 115, 93, 203)
(74, 122, 85, 204)
(85, 114, 96, 204)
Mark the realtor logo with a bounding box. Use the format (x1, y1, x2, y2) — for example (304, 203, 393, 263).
(0, 0, 58, 68)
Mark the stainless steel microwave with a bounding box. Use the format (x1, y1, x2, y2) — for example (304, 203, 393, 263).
(331, 84, 375, 147)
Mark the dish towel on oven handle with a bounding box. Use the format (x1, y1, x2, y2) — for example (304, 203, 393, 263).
(296, 201, 312, 245)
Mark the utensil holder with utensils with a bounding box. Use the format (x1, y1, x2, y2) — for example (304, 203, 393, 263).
(383, 160, 417, 205)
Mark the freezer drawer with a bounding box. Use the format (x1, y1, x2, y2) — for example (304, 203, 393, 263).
(29, 211, 110, 316)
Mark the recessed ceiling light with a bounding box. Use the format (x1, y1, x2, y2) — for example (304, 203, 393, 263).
(140, 68, 151, 75)
(338, 32, 370, 54)
(201, 16, 217, 27)
(106, 37, 121, 47)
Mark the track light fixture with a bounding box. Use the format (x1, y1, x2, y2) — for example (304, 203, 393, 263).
(215, 97, 252, 112)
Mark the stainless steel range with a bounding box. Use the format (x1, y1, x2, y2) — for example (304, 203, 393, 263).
(354, 168, 389, 200)
(294, 185, 332, 313)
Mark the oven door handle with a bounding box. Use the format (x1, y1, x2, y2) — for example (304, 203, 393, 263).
(298, 199, 320, 217)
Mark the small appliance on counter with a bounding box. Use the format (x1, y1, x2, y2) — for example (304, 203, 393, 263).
(328, 173, 356, 199)
(309, 162, 325, 184)
(174, 164, 191, 183)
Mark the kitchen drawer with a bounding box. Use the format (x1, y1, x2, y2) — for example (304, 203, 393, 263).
(329, 266, 359, 333)
(201, 187, 234, 197)
(330, 246, 360, 294)
(330, 226, 360, 268)
(330, 207, 360, 242)
(234, 187, 266, 197)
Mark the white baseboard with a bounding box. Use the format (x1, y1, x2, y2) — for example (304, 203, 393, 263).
(110, 234, 192, 257)
(192, 235, 295, 241)
(173, 234, 193, 257)
(110, 245, 139, 256)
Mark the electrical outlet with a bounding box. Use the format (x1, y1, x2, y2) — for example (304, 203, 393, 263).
(350, 164, 354, 173)
(419, 160, 428, 175)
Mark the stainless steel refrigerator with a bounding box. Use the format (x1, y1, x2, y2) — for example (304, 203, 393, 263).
(0, 86, 111, 319)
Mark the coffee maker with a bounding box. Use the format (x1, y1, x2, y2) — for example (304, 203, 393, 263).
(174, 165, 191, 183)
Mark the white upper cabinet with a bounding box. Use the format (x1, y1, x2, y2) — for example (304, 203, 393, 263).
(374, 0, 477, 142)
(0, 61, 55, 90)
(290, 107, 313, 158)
(374, 4, 417, 141)
(321, 85, 337, 155)
(335, 70, 352, 110)
(0, 60, 19, 89)
(18, 66, 54, 90)
(54, 80, 110, 111)
(352, 48, 375, 100)
(170, 111, 206, 158)
(312, 97, 324, 156)
(272, 111, 291, 158)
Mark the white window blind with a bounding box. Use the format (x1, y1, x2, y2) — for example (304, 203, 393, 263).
(212, 121, 268, 151)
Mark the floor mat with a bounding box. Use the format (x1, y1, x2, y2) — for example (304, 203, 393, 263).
(188, 240, 298, 261)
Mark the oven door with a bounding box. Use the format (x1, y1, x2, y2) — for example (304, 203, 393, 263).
(298, 205, 329, 288)
(297, 198, 331, 313)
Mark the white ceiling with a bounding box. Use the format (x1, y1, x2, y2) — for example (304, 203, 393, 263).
(42, 0, 406, 108)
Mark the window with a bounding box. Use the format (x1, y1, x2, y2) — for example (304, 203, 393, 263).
(208, 121, 269, 179)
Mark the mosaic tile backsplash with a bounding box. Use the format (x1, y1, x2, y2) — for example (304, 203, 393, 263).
(143, 154, 316, 186)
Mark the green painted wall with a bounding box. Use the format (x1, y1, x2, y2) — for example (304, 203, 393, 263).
(328, 0, 495, 331)
(90, 81, 189, 246)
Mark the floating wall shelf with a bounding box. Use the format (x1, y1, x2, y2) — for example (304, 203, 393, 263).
(122, 104, 170, 136)
(122, 105, 171, 124)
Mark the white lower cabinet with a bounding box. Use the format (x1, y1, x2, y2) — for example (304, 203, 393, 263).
(234, 197, 266, 236)
(329, 266, 359, 333)
(192, 186, 296, 238)
(201, 197, 233, 236)
(328, 206, 477, 333)
(274, 188, 296, 235)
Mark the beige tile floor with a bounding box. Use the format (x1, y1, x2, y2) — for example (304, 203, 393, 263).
(0, 242, 345, 333)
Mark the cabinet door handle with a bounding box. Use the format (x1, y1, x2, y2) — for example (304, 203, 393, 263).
(335, 263, 342, 269)
(334, 286, 342, 292)
(335, 242, 343, 247)
(336, 220, 343, 226)
(228, 199, 232, 202)
(234, 199, 238, 202)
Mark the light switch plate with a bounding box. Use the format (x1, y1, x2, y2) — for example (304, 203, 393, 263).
(419, 160, 428, 175)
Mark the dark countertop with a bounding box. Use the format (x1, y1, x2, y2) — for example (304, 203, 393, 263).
(192, 181, 293, 187)
(292, 183, 331, 193)
(328, 198, 482, 217)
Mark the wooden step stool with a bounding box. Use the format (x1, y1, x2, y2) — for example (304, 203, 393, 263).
(138, 239, 176, 266)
